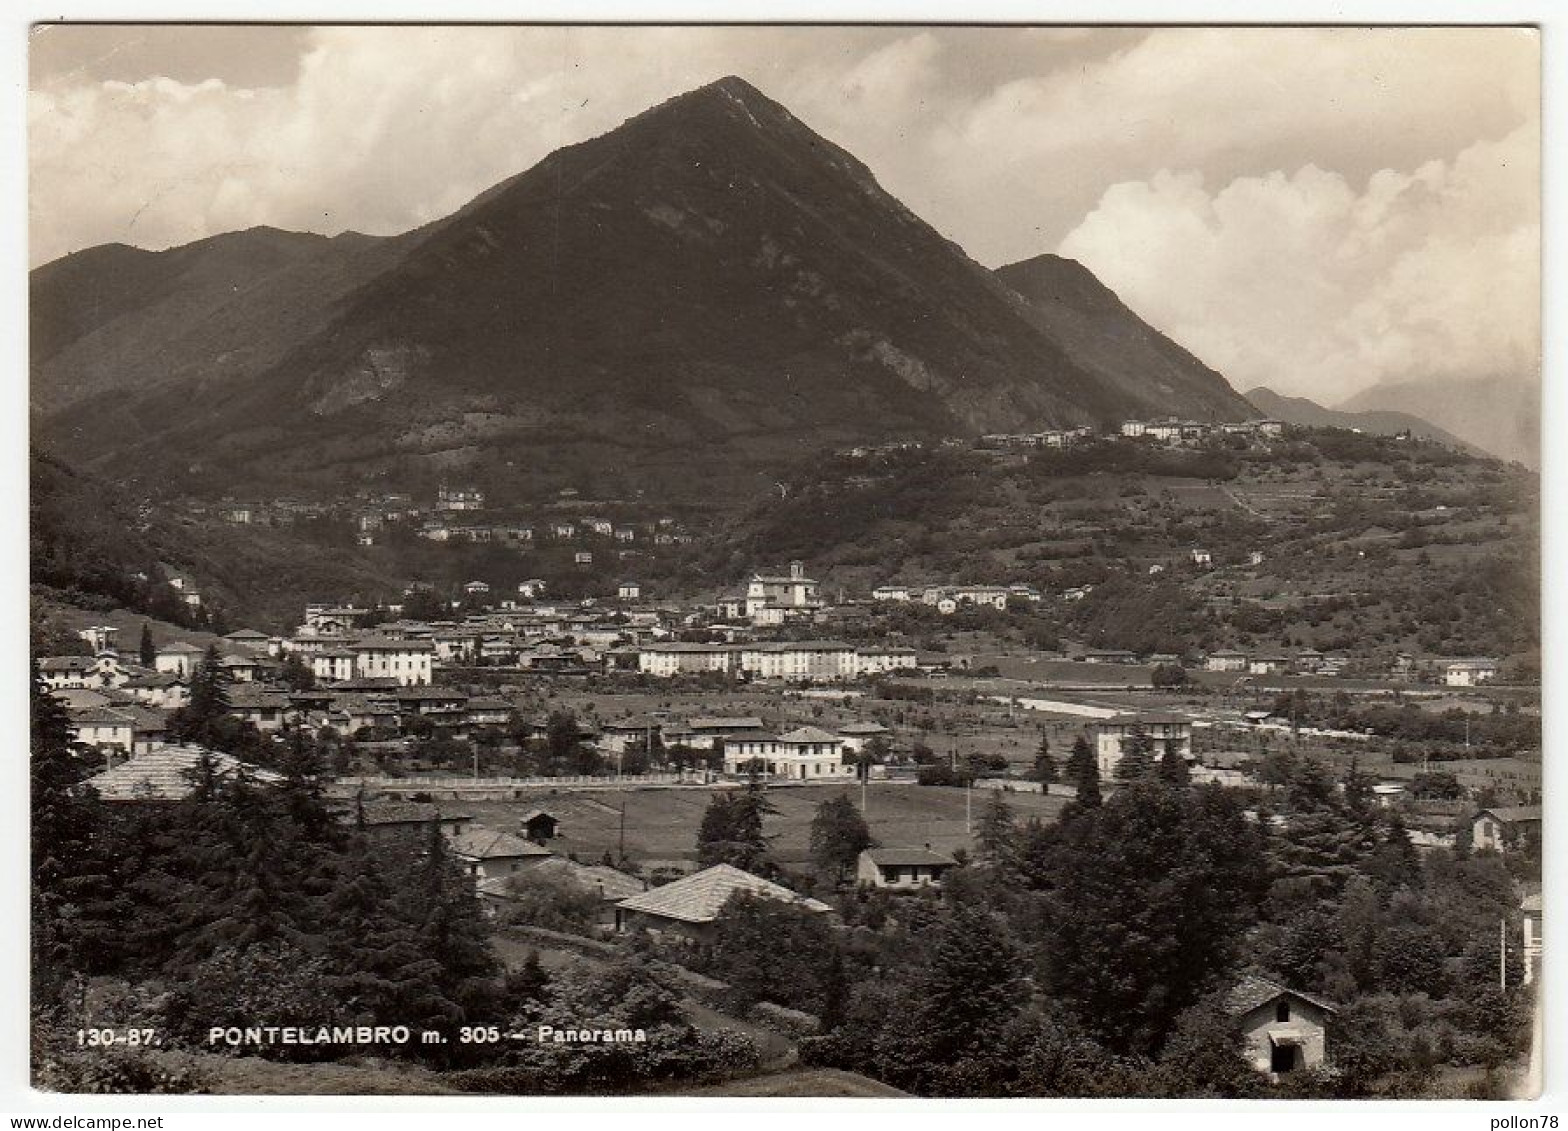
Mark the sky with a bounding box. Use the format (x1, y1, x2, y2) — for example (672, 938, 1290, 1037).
(28, 24, 1541, 408)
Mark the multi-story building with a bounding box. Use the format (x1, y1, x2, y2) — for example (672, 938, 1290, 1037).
(744, 560, 820, 624)
(1092, 712, 1194, 777)
(350, 637, 435, 686)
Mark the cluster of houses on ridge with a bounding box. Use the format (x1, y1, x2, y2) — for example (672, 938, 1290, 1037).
(207, 483, 698, 552)
(1203, 649, 1500, 686)
(973, 416, 1286, 451)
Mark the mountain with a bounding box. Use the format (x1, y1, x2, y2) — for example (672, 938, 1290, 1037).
(1244, 387, 1481, 455)
(993, 254, 1249, 423)
(30, 226, 415, 417)
(32, 76, 1257, 497)
(1337, 378, 1539, 468)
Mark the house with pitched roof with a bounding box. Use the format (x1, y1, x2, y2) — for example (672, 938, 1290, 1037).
(479, 857, 645, 927)
(685, 717, 769, 749)
(68, 705, 136, 752)
(38, 656, 97, 691)
(154, 642, 205, 679)
(1445, 657, 1500, 687)
(449, 825, 554, 882)
(1472, 806, 1542, 853)
(857, 847, 958, 889)
(84, 743, 282, 801)
(721, 725, 850, 780)
(223, 628, 277, 655)
(837, 721, 892, 753)
(341, 799, 473, 841)
(350, 636, 434, 686)
(614, 863, 830, 942)
(1226, 975, 1336, 1080)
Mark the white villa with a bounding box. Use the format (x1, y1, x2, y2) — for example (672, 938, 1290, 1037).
(723, 726, 853, 780)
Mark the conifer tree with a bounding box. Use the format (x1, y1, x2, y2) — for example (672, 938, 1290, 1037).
(171, 644, 233, 750)
(1034, 733, 1056, 784)
(1067, 734, 1101, 808)
(1342, 757, 1375, 817)
(809, 794, 874, 883)
(1157, 740, 1191, 786)
(906, 902, 1024, 1070)
(696, 787, 776, 871)
(31, 665, 107, 999)
(138, 622, 156, 667)
(1114, 723, 1155, 781)
(974, 792, 1019, 875)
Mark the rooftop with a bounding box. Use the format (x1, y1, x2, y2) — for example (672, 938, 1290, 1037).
(1224, 974, 1337, 1016)
(85, 744, 281, 801)
(616, 863, 830, 924)
(688, 716, 767, 730)
(449, 825, 553, 861)
(777, 726, 842, 744)
(351, 637, 437, 652)
(863, 847, 958, 869)
(481, 857, 646, 904)
(1102, 712, 1192, 728)
(1478, 806, 1543, 824)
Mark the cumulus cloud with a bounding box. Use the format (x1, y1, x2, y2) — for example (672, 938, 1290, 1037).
(1058, 123, 1541, 405)
(27, 25, 1539, 408)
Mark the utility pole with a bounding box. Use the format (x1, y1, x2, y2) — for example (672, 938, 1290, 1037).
(1500, 918, 1508, 990)
(618, 801, 627, 862)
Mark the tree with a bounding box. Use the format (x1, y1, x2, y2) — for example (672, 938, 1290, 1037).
(1341, 758, 1375, 817)
(1067, 735, 1101, 808)
(1152, 994, 1267, 1097)
(1114, 724, 1155, 781)
(853, 735, 892, 781)
(1410, 771, 1463, 801)
(696, 788, 775, 871)
(1157, 741, 1190, 786)
(279, 651, 316, 691)
(168, 644, 234, 750)
(904, 902, 1025, 1074)
(809, 795, 874, 884)
(31, 666, 111, 1002)
(1151, 663, 1189, 689)
(1033, 734, 1056, 784)
(974, 793, 1018, 876)
(138, 622, 156, 667)
(1034, 782, 1269, 1055)
(704, 892, 841, 1014)
(544, 710, 579, 761)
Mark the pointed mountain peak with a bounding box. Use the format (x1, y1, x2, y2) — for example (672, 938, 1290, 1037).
(631, 74, 797, 136)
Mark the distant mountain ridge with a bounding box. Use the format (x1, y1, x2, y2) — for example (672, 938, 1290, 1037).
(1336, 378, 1538, 468)
(994, 254, 1248, 423)
(1244, 387, 1481, 455)
(32, 76, 1257, 496)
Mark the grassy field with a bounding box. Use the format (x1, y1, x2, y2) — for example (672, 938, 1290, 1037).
(668, 1068, 908, 1096)
(457, 782, 1068, 869)
(134, 1050, 459, 1094)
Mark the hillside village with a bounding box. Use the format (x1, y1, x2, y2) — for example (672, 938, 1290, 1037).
(27, 53, 1542, 1104)
(33, 402, 1542, 1100)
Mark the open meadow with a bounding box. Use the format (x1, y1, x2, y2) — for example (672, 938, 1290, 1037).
(456, 781, 1069, 869)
